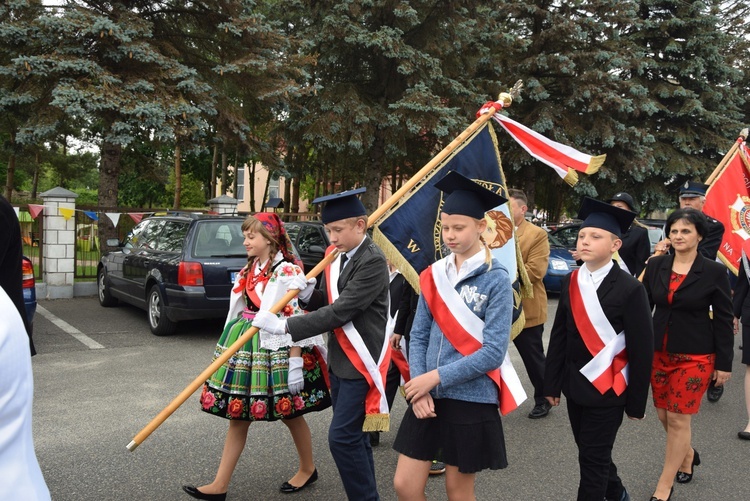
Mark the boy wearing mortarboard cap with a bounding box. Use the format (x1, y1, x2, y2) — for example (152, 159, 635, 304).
(543, 197, 654, 501)
(252, 187, 390, 501)
(393, 171, 522, 499)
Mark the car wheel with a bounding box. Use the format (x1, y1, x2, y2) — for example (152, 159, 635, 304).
(147, 284, 176, 336)
(98, 268, 118, 307)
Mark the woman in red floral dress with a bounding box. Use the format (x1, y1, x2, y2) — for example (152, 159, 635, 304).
(642, 208, 733, 501)
(183, 213, 331, 500)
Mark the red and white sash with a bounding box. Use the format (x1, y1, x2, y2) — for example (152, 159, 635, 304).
(420, 262, 526, 415)
(569, 268, 629, 396)
(325, 246, 391, 432)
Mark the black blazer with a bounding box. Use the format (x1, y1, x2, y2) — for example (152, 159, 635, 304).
(619, 224, 650, 277)
(394, 280, 418, 340)
(733, 261, 750, 322)
(288, 235, 389, 379)
(0, 195, 34, 355)
(642, 254, 733, 371)
(543, 262, 654, 418)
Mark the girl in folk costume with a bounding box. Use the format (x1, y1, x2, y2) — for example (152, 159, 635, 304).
(183, 213, 330, 501)
(393, 171, 522, 501)
(543, 198, 654, 501)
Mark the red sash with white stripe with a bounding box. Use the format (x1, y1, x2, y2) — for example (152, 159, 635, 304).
(568, 269, 629, 395)
(419, 263, 526, 415)
(324, 246, 391, 432)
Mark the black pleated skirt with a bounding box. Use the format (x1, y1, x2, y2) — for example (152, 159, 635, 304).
(392, 398, 507, 474)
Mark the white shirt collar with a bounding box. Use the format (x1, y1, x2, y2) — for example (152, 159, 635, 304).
(445, 248, 486, 286)
(340, 235, 366, 269)
(580, 260, 614, 289)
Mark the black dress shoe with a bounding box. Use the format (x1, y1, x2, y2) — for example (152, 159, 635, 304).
(181, 485, 227, 501)
(739, 431, 750, 440)
(706, 382, 724, 402)
(280, 469, 318, 493)
(528, 401, 552, 419)
(676, 448, 701, 483)
(649, 486, 673, 501)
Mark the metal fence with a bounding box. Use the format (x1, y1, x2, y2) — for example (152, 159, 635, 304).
(17, 207, 43, 280)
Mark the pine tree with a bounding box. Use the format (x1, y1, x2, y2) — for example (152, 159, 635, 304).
(281, 0, 511, 210)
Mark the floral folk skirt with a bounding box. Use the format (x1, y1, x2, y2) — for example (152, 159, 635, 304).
(200, 315, 331, 421)
(651, 350, 715, 415)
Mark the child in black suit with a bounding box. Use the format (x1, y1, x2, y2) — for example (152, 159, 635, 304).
(544, 198, 654, 501)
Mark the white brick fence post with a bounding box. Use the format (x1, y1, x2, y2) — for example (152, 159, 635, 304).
(207, 195, 239, 215)
(39, 187, 78, 299)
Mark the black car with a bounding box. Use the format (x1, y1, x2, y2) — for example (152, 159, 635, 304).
(284, 220, 329, 276)
(97, 213, 249, 335)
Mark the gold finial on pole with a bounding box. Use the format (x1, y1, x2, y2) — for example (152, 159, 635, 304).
(498, 80, 524, 108)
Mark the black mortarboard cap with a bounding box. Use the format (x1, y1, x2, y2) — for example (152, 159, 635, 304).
(577, 197, 636, 238)
(608, 192, 636, 212)
(313, 187, 367, 224)
(679, 181, 709, 198)
(434, 171, 507, 219)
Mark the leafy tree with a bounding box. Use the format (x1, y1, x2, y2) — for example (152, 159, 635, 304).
(9, 1, 214, 240)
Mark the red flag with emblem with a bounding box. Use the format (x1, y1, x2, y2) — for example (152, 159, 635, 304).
(703, 138, 750, 275)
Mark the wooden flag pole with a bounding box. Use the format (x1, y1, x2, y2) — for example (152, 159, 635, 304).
(126, 90, 517, 452)
(705, 129, 748, 185)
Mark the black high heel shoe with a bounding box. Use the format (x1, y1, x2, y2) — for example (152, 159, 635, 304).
(182, 485, 227, 501)
(279, 468, 318, 493)
(675, 448, 701, 483)
(649, 486, 673, 501)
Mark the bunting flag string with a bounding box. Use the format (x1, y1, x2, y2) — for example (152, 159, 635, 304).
(28, 204, 44, 219)
(105, 213, 121, 227)
(20, 204, 152, 227)
(59, 207, 75, 220)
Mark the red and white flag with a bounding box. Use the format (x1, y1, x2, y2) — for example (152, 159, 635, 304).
(477, 101, 606, 186)
(703, 137, 750, 275)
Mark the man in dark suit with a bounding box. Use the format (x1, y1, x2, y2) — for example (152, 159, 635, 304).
(0, 195, 35, 355)
(608, 192, 651, 277)
(657, 181, 726, 402)
(509, 189, 552, 419)
(544, 198, 654, 501)
(677, 181, 725, 262)
(253, 188, 389, 501)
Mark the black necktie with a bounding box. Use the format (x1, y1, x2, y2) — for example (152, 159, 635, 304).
(339, 253, 348, 273)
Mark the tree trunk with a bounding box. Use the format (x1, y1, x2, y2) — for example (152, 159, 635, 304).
(210, 143, 218, 198)
(31, 150, 40, 199)
(232, 149, 239, 198)
(283, 176, 292, 215)
(291, 175, 300, 214)
(362, 128, 387, 212)
(173, 144, 181, 209)
(4, 131, 16, 201)
(261, 170, 271, 211)
(98, 140, 122, 246)
(249, 159, 256, 212)
(221, 149, 227, 195)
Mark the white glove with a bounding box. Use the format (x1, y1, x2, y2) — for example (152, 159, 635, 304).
(288, 274, 316, 303)
(252, 310, 287, 336)
(288, 357, 304, 395)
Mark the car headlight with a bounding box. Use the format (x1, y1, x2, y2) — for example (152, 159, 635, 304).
(550, 258, 570, 271)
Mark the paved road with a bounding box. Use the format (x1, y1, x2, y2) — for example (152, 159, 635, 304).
(30, 295, 749, 501)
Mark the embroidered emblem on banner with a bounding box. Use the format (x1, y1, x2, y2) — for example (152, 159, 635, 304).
(729, 195, 750, 241)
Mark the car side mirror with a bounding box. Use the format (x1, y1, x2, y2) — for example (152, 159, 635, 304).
(106, 238, 122, 248)
(309, 245, 326, 254)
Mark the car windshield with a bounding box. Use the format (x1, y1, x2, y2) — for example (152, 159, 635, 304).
(193, 220, 247, 257)
(548, 233, 566, 248)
